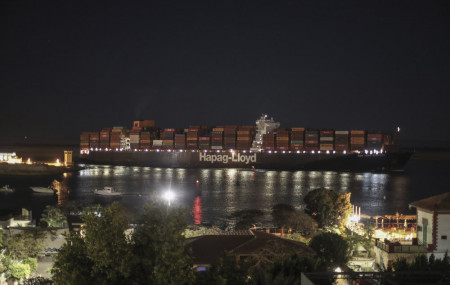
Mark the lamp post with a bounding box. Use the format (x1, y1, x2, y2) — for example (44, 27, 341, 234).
(164, 190, 175, 207)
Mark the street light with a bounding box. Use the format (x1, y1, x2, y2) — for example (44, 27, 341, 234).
(164, 190, 175, 207)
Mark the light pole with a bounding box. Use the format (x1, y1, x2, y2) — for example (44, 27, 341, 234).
(164, 190, 175, 207)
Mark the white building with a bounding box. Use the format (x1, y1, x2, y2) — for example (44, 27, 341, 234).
(409, 192, 450, 259)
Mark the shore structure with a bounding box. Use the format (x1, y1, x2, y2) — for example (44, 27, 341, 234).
(0, 151, 79, 176)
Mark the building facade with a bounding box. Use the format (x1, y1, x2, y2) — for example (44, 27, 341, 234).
(410, 192, 450, 259)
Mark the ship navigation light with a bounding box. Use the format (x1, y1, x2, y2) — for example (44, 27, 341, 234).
(296, 150, 300, 154)
(326, 150, 330, 154)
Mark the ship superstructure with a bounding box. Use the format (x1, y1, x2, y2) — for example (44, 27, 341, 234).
(251, 114, 280, 152)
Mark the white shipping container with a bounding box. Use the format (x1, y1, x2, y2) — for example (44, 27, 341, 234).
(320, 137, 334, 142)
(152, 140, 163, 146)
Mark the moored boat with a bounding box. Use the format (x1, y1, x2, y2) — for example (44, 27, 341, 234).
(0, 185, 14, 193)
(94, 187, 123, 196)
(31, 186, 56, 194)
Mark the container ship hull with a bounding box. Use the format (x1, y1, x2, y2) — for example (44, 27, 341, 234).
(79, 150, 412, 172)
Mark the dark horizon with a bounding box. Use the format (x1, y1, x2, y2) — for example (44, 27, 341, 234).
(1, 1, 449, 147)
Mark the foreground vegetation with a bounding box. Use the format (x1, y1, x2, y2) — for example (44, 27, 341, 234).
(0, 188, 369, 284)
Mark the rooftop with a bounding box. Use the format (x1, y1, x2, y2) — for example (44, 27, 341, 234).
(186, 230, 315, 266)
(409, 192, 450, 212)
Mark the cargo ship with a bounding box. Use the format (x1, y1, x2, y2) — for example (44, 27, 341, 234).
(79, 115, 412, 172)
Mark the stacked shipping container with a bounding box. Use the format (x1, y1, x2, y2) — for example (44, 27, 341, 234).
(211, 128, 224, 150)
(290, 128, 304, 151)
(262, 133, 275, 151)
(199, 137, 210, 149)
(350, 130, 365, 151)
(129, 130, 140, 150)
(319, 130, 334, 151)
(100, 128, 111, 149)
(305, 130, 319, 151)
(224, 126, 237, 149)
(276, 129, 289, 151)
(140, 131, 152, 150)
(366, 131, 383, 151)
(186, 127, 199, 149)
(237, 126, 254, 150)
(174, 133, 186, 149)
(335, 131, 349, 151)
(162, 129, 175, 149)
(81, 120, 395, 153)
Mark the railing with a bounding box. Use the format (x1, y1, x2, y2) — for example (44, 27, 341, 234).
(375, 239, 428, 253)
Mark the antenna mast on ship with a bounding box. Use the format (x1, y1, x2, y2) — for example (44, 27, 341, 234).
(251, 114, 280, 152)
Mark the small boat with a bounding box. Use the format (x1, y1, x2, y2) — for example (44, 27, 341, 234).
(94, 187, 123, 196)
(31, 186, 56, 194)
(0, 185, 14, 193)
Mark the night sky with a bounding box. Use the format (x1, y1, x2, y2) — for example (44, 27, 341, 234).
(1, 1, 449, 146)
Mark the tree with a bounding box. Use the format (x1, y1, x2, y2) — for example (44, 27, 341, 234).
(304, 188, 352, 228)
(53, 202, 132, 285)
(82, 202, 133, 284)
(3, 229, 46, 260)
(52, 232, 95, 285)
(23, 276, 54, 285)
(40, 205, 66, 228)
(309, 232, 350, 269)
(184, 225, 224, 238)
(230, 209, 264, 230)
(53, 200, 195, 285)
(131, 200, 195, 285)
(362, 220, 375, 240)
(345, 234, 372, 258)
(271, 204, 297, 228)
(9, 263, 31, 281)
(23, 257, 37, 272)
(0, 229, 7, 274)
(389, 253, 450, 284)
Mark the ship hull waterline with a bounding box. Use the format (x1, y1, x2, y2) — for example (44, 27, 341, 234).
(79, 151, 412, 172)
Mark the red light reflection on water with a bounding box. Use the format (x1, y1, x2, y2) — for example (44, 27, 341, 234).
(193, 196, 203, 225)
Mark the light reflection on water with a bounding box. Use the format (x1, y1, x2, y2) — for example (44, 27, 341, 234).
(1, 160, 450, 226)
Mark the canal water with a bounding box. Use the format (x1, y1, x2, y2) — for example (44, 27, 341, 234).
(0, 145, 449, 228)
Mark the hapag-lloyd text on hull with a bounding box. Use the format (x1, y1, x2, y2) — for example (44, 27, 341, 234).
(199, 152, 257, 164)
